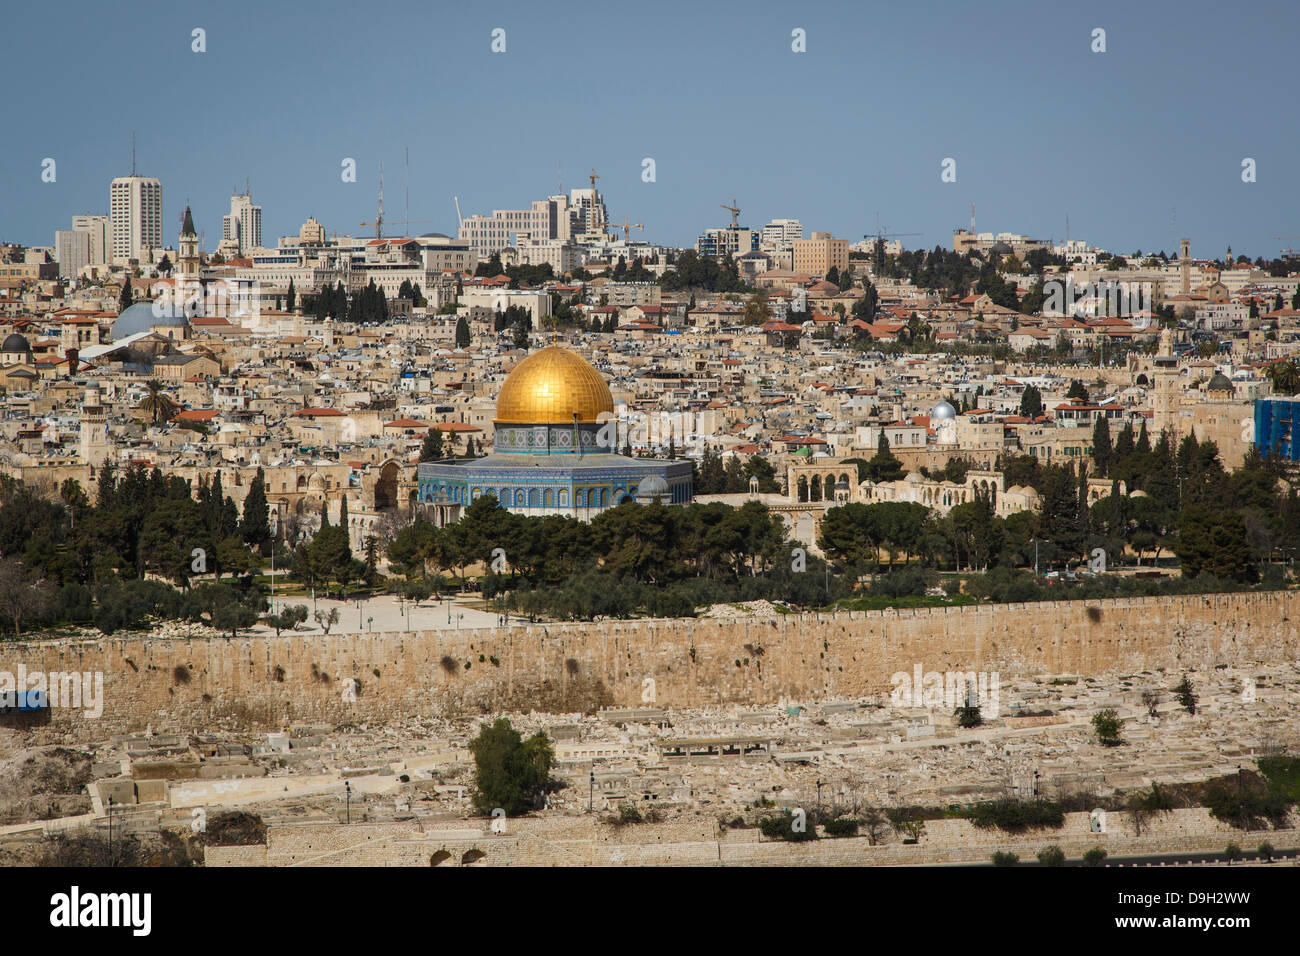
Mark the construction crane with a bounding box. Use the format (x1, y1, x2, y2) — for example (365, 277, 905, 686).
(362, 218, 434, 239)
(359, 162, 385, 238)
(1272, 236, 1300, 258)
(610, 216, 644, 241)
(721, 200, 741, 228)
(863, 226, 921, 250)
(588, 169, 600, 190)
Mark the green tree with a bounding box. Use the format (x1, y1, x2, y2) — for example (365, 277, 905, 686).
(1091, 708, 1122, 746)
(420, 428, 445, 462)
(852, 278, 879, 321)
(867, 433, 905, 482)
(1091, 417, 1113, 477)
(240, 468, 271, 550)
(469, 718, 554, 816)
(139, 380, 177, 425)
(455, 314, 471, 349)
(1175, 507, 1255, 581)
(1018, 384, 1044, 418)
(118, 279, 134, 312)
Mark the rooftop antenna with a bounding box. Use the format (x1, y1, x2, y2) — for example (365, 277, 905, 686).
(970, 202, 975, 234)
(1066, 214, 1070, 244)
(246, 176, 251, 198)
(404, 146, 409, 236)
(376, 161, 385, 239)
(131, 131, 136, 176)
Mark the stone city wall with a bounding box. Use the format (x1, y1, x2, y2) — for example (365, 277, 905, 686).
(5, 590, 1297, 740)
(204, 807, 1300, 867)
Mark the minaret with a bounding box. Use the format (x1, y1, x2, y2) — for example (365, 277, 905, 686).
(1179, 238, 1191, 295)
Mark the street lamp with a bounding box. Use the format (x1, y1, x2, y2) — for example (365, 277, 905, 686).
(589, 770, 595, 813)
(106, 796, 114, 865)
(345, 780, 352, 824)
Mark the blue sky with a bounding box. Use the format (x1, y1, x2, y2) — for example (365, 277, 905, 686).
(2, 0, 1297, 259)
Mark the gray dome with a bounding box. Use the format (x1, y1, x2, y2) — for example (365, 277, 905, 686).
(636, 474, 670, 497)
(1206, 372, 1233, 392)
(2, 333, 31, 354)
(110, 302, 189, 341)
(930, 400, 957, 421)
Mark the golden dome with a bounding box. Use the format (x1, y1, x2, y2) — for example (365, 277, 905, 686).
(494, 346, 614, 424)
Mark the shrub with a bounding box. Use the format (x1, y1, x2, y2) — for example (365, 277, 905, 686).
(759, 811, 816, 842)
(955, 705, 983, 728)
(1204, 772, 1292, 830)
(1082, 848, 1107, 866)
(991, 851, 1020, 866)
(886, 806, 927, 842)
(1037, 845, 1066, 866)
(610, 803, 643, 826)
(1257, 841, 1274, 862)
(967, 799, 1065, 833)
(823, 816, 860, 838)
(1091, 709, 1122, 746)
(1224, 842, 1243, 864)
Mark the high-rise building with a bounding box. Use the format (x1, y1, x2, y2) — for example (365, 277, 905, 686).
(299, 217, 326, 245)
(459, 196, 573, 260)
(71, 214, 111, 265)
(55, 230, 91, 279)
(761, 218, 803, 254)
(110, 176, 162, 261)
(792, 232, 850, 278)
(696, 226, 758, 261)
(223, 190, 263, 254)
(568, 186, 607, 237)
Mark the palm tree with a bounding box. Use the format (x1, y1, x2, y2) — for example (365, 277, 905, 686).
(1265, 359, 1300, 396)
(139, 379, 177, 424)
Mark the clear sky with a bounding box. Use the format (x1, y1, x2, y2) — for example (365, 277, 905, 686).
(3, 0, 1297, 259)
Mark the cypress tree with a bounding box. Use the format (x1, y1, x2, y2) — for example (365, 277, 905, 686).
(241, 467, 270, 548)
(1091, 417, 1113, 476)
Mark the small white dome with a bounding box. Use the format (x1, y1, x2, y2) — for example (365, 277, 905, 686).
(930, 400, 957, 421)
